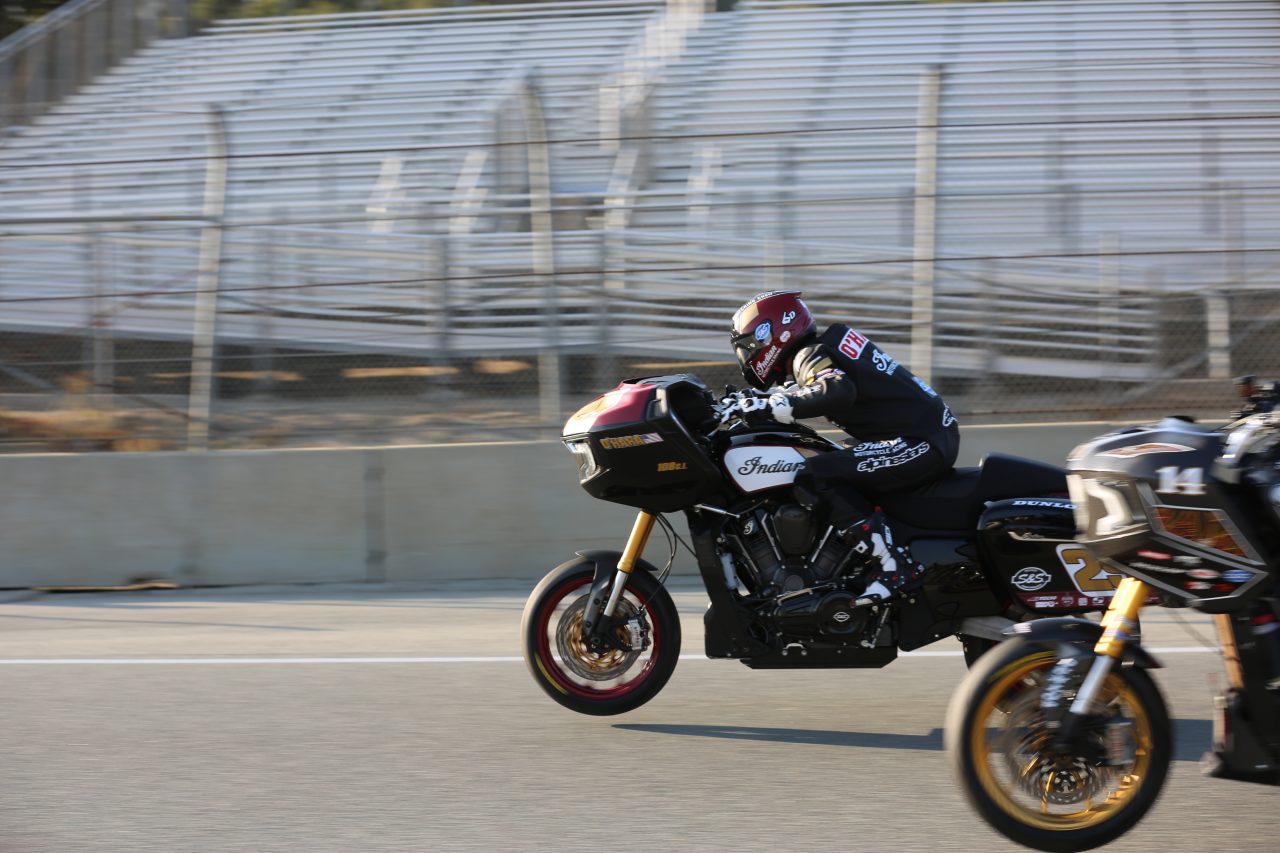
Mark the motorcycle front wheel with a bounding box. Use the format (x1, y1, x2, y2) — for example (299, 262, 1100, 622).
(521, 561, 681, 716)
(945, 638, 1172, 853)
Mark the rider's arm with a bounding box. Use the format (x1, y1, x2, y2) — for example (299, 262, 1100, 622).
(772, 345, 857, 421)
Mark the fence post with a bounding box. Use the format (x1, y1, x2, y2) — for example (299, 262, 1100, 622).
(911, 64, 942, 384)
(252, 227, 276, 397)
(139, 0, 160, 47)
(979, 259, 998, 372)
(1207, 184, 1244, 379)
(0, 53, 12, 130)
(594, 230, 615, 391)
(87, 2, 106, 78)
(432, 233, 453, 376)
(91, 232, 115, 411)
(1144, 267, 1162, 376)
(54, 17, 76, 105)
(25, 39, 47, 125)
(187, 105, 229, 450)
(1098, 234, 1120, 361)
(522, 75, 562, 428)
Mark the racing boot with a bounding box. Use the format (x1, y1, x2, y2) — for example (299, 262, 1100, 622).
(838, 511, 926, 607)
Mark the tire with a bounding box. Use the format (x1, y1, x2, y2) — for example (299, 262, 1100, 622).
(945, 638, 1172, 853)
(521, 561, 681, 716)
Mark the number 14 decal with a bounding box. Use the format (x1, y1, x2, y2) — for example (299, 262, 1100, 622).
(1156, 466, 1206, 496)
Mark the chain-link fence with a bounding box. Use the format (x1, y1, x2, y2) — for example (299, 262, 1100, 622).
(3, 2, 1279, 452)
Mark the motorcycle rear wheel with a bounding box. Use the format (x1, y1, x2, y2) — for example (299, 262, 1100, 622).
(946, 638, 1171, 853)
(522, 562, 681, 716)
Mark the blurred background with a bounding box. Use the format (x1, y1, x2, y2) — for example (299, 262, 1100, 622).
(2, 0, 1278, 453)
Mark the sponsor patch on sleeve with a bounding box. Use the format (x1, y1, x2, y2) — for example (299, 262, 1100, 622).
(837, 329, 870, 360)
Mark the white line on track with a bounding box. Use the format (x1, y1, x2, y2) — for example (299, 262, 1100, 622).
(0, 647, 1218, 665)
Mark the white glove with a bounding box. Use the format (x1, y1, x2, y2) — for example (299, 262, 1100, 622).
(718, 391, 763, 423)
(718, 391, 794, 424)
(767, 393, 795, 424)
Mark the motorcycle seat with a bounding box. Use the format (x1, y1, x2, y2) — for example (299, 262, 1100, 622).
(878, 453, 1068, 532)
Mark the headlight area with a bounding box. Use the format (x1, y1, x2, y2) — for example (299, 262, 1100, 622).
(564, 438, 602, 481)
(1067, 474, 1149, 540)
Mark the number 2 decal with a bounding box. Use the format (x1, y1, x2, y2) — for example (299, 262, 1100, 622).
(1156, 466, 1206, 496)
(1057, 544, 1123, 594)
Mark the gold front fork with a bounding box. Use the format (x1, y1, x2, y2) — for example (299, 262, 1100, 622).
(618, 511, 657, 575)
(1068, 576, 1150, 717)
(603, 511, 657, 617)
(1095, 576, 1150, 659)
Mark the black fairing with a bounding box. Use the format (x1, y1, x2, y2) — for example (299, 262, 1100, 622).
(1069, 417, 1278, 613)
(571, 376, 727, 513)
(976, 498, 1108, 615)
(569, 375, 838, 513)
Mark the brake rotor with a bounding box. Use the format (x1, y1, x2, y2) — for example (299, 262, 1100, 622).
(1031, 758, 1108, 806)
(554, 594, 649, 682)
(998, 684, 1113, 806)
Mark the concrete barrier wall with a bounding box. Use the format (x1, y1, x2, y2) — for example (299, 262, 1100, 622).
(0, 423, 1127, 588)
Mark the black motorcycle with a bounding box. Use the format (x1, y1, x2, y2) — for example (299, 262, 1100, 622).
(946, 377, 1280, 852)
(522, 374, 1107, 716)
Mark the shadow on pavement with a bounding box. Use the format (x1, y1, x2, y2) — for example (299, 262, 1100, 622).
(615, 723, 943, 751)
(618, 717, 1214, 763)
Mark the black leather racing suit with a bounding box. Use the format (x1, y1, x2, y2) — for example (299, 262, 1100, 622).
(774, 323, 960, 523)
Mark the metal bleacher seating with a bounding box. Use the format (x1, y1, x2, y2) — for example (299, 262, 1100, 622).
(0, 0, 1277, 382)
(0, 0, 662, 356)
(627, 0, 1280, 377)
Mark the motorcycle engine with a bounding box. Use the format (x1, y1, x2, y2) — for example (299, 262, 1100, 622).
(729, 503, 857, 594)
(773, 586, 871, 639)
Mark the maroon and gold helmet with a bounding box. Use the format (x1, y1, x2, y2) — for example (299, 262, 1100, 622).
(730, 290, 816, 390)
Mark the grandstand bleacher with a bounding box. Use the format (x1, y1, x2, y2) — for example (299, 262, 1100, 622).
(1, 0, 1278, 387)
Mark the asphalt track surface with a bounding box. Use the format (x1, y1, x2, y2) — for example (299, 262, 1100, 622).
(0, 582, 1274, 853)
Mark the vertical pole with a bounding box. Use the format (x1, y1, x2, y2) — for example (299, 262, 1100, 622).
(1144, 267, 1162, 376)
(55, 19, 75, 105)
(432, 233, 453, 379)
(86, 2, 105, 79)
(169, 0, 188, 38)
(979, 259, 997, 373)
(911, 65, 942, 385)
(188, 105, 229, 450)
(119, 0, 136, 59)
(76, 170, 97, 405)
(91, 231, 115, 410)
(139, 0, 159, 47)
(1206, 294, 1231, 380)
(0, 54, 12, 131)
(778, 143, 797, 290)
(1207, 185, 1243, 380)
(25, 39, 47, 124)
(594, 230, 614, 390)
(522, 76, 561, 428)
(1098, 234, 1120, 363)
(252, 228, 275, 397)
(777, 143, 794, 246)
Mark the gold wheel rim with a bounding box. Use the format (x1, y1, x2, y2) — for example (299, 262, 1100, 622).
(969, 652, 1155, 832)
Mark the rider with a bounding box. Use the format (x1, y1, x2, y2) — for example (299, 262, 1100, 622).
(726, 290, 960, 605)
